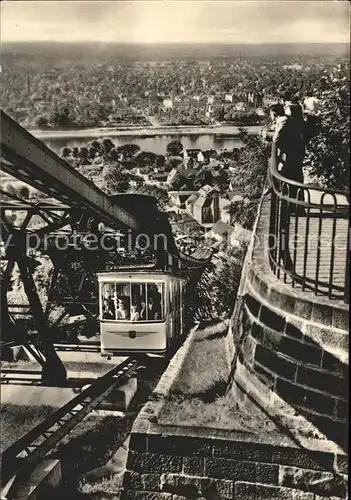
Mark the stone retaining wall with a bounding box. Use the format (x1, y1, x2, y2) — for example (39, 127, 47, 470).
(122, 322, 347, 499)
(230, 196, 349, 449)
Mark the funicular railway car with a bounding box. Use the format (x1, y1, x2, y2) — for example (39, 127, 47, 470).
(97, 271, 184, 357)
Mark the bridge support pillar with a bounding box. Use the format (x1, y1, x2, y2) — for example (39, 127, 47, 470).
(16, 259, 67, 385)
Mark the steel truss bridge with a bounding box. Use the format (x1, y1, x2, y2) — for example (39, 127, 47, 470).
(0, 110, 212, 384)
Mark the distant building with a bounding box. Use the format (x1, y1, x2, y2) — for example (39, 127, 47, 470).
(170, 212, 200, 234)
(235, 102, 246, 111)
(219, 191, 244, 224)
(206, 221, 234, 243)
(197, 151, 205, 163)
(163, 98, 173, 109)
(282, 64, 303, 70)
(185, 185, 221, 229)
(169, 190, 197, 210)
(225, 94, 233, 103)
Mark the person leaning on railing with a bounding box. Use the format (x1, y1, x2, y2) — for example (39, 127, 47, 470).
(265, 102, 306, 206)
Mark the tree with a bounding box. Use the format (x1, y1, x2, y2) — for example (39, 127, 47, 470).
(5, 183, 19, 198)
(168, 171, 186, 190)
(101, 164, 131, 194)
(230, 128, 269, 200)
(194, 168, 213, 189)
(224, 199, 258, 230)
(19, 185, 30, 199)
(116, 144, 141, 159)
(214, 170, 230, 193)
(49, 105, 72, 128)
(79, 147, 89, 164)
(135, 151, 157, 169)
(72, 147, 79, 158)
(35, 115, 49, 128)
(166, 140, 183, 156)
(156, 155, 166, 168)
(135, 183, 170, 210)
(102, 138, 114, 154)
(305, 79, 350, 191)
(210, 253, 243, 317)
(61, 147, 72, 158)
(89, 140, 101, 152)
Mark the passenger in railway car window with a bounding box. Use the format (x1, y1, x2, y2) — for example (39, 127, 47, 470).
(130, 304, 140, 321)
(116, 298, 130, 320)
(147, 295, 161, 320)
(139, 299, 147, 320)
(102, 298, 115, 319)
(149, 283, 162, 306)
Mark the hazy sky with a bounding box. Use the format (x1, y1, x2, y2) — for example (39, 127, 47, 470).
(1, 1, 349, 44)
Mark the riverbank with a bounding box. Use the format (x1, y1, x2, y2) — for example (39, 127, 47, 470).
(28, 124, 263, 140)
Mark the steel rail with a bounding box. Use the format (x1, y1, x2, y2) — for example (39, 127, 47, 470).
(0, 357, 137, 495)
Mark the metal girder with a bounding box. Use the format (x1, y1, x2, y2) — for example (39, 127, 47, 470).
(0, 110, 138, 231)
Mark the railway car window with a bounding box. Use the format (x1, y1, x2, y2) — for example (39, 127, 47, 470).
(100, 281, 164, 321)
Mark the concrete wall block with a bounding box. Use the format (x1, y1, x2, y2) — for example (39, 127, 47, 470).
(160, 473, 205, 497)
(268, 288, 296, 314)
(212, 440, 274, 464)
(124, 471, 148, 491)
(335, 399, 348, 420)
(294, 299, 312, 321)
(183, 457, 205, 476)
(275, 378, 336, 417)
(147, 434, 213, 457)
(295, 365, 348, 399)
(234, 359, 274, 405)
(331, 307, 349, 331)
(278, 336, 322, 367)
(285, 321, 304, 341)
(241, 335, 257, 365)
(334, 454, 348, 475)
(253, 361, 277, 389)
(262, 326, 283, 351)
(127, 451, 183, 474)
(304, 324, 349, 352)
(259, 275, 269, 299)
(159, 472, 234, 499)
(205, 457, 255, 481)
(311, 304, 333, 327)
(259, 304, 286, 331)
(234, 481, 315, 500)
(271, 448, 334, 472)
(250, 321, 264, 342)
(124, 491, 172, 500)
(321, 351, 347, 377)
(245, 294, 261, 318)
(255, 344, 298, 381)
(129, 431, 148, 452)
(278, 465, 348, 498)
(256, 462, 279, 484)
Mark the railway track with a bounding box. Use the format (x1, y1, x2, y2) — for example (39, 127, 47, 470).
(0, 357, 137, 499)
(53, 342, 101, 352)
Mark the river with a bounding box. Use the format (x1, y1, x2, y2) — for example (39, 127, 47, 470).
(30, 125, 262, 155)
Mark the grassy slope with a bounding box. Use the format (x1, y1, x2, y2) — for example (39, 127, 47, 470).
(159, 321, 279, 435)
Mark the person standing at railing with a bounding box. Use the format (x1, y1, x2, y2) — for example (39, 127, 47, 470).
(270, 100, 306, 272)
(272, 102, 305, 189)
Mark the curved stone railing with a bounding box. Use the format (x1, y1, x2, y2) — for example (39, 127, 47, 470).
(268, 143, 349, 303)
